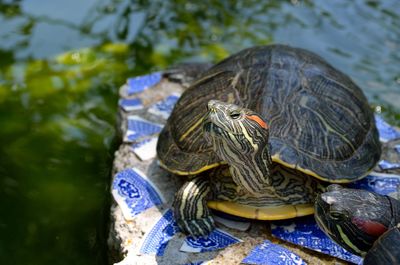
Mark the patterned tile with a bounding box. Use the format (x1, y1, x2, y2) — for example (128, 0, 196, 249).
(126, 72, 162, 95)
(112, 168, 164, 220)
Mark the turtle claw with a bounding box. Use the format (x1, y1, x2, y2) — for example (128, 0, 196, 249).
(177, 216, 215, 237)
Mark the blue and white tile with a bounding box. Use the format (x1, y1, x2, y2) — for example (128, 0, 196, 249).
(271, 217, 362, 264)
(126, 72, 162, 96)
(140, 209, 180, 256)
(184, 261, 211, 265)
(131, 137, 158, 161)
(112, 168, 165, 220)
(375, 115, 400, 142)
(125, 116, 163, 142)
(118, 98, 143, 111)
(395, 144, 400, 154)
(148, 93, 181, 119)
(378, 160, 400, 171)
(242, 239, 307, 265)
(180, 228, 242, 253)
(213, 215, 251, 232)
(348, 172, 400, 196)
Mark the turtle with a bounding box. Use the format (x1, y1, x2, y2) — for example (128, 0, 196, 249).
(156, 45, 381, 236)
(315, 185, 400, 265)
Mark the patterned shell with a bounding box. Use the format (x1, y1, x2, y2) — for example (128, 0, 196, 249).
(157, 45, 381, 182)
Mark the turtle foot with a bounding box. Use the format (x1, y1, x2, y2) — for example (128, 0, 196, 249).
(176, 215, 215, 237)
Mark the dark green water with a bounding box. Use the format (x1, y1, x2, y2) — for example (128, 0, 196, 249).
(0, 1, 399, 264)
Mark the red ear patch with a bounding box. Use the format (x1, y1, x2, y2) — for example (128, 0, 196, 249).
(351, 217, 388, 237)
(246, 115, 268, 129)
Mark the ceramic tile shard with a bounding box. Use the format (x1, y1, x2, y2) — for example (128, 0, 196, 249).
(184, 262, 210, 265)
(242, 239, 307, 265)
(378, 160, 400, 170)
(375, 115, 400, 142)
(348, 172, 400, 197)
(395, 144, 400, 154)
(271, 216, 362, 264)
(213, 215, 251, 232)
(180, 228, 242, 253)
(125, 116, 162, 142)
(112, 168, 164, 220)
(148, 93, 181, 119)
(126, 72, 162, 95)
(131, 137, 158, 161)
(119, 98, 143, 111)
(140, 209, 180, 256)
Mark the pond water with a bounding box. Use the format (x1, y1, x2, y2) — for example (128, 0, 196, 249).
(0, 0, 399, 264)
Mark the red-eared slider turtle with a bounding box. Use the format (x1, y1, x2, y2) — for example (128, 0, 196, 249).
(157, 45, 381, 236)
(315, 185, 400, 265)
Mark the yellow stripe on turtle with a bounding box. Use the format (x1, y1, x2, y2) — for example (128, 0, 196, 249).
(179, 117, 204, 142)
(158, 160, 225, 175)
(207, 201, 314, 220)
(271, 154, 370, 183)
(337, 225, 365, 256)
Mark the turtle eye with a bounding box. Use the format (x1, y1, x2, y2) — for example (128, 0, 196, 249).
(229, 111, 241, 119)
(330, 211, 345, 221)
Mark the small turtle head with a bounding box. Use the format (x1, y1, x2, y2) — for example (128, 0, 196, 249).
(203, 100, 269, 161)
(315, 185, 392, 256)
(203, 100, 272, 195)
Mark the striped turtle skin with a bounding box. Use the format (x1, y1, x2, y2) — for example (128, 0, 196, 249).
(172, 101, 322, 236)
(315, 185, 400, 265)
(156, 45, 381, 236)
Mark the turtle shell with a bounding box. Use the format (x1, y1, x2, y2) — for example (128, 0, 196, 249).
(157, 45, 381, 182)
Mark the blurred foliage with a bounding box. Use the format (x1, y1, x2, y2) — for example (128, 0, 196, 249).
(0, 0, 399, 264)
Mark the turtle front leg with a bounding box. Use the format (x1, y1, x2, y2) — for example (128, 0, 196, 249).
(173, 176, 215, 236)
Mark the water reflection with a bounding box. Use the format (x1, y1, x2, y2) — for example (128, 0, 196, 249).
(0, 46, 129, 264)
(0, 0, 399, 264)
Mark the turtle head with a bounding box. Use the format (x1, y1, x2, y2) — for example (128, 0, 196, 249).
(203, 100, 272, 195)
(315, 185, 393, 256)
(203, 100, 269, 144)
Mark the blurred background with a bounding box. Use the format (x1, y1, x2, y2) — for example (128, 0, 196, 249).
(0, 0, 399, 264)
